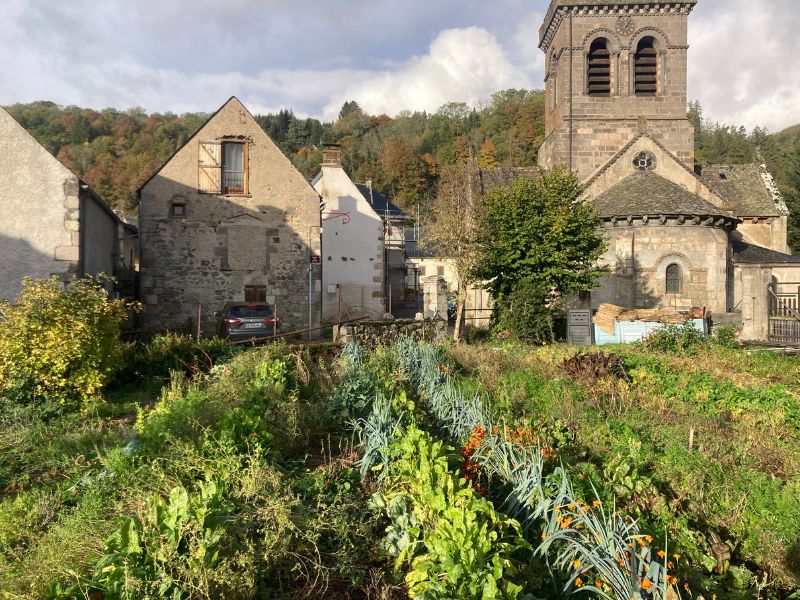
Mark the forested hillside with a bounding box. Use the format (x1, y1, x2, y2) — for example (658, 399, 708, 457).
(5, 95, 800, 249)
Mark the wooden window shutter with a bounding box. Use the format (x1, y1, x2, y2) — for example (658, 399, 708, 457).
(198, 141, 222, 193)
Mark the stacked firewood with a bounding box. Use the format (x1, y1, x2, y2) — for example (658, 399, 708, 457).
(592, 303, 692, 334)
(593, 304, 625, 334)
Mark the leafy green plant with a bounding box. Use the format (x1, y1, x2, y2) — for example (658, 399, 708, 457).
(381, 426, 530, 599)
(641, 321, 705, 353)
(710, 324, 739, 348)
(116, 333, 236, 383)
(0, 276, 130, 411)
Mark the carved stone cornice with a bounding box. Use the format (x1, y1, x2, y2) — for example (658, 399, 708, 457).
(539, 1, 698, 50)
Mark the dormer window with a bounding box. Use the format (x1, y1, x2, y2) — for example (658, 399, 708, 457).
(634, 37, 658, 96)
(587, 38, 611, 97)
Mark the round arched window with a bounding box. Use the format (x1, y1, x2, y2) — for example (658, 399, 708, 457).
(587, 38, 611, 96)
(634, 36, 658, 96)
(666, 263, 682, 294)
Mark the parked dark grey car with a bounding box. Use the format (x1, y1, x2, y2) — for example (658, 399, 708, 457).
(219, 303, 277, 340)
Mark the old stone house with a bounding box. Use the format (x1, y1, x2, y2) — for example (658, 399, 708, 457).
(538, 0, 798, 341)
(137, 97, 322, 333)
(0, 106, 129, 302)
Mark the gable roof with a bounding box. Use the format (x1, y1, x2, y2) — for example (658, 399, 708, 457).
(733, 240, 800, 265)
(354, 183, 411, 221)
(135, 99, 236, 195)
(700, 164, 788, 217)
(584, 132, 700, 189)
(0, 107, 122, 224)
(136, 96, 302, 197)
(592, 171, 734, 219)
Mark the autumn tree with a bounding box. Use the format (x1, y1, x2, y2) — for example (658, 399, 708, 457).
(380, 136, 436, 212)
(478, 138, 498, 169)
(421, 158, 482, 342)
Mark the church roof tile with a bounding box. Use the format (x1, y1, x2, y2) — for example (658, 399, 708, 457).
(733, 240, 800, 265)
(591, 171, 734, 219)
(700, 164, 787, 217)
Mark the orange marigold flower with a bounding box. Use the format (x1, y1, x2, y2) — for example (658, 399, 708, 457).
(642, 579, 653, 590)
(593, 499, 601, 507)
(645, 535, 653, 543)
(667, 575, 678, 585)
(574, 577, 583, 588)
(657, 550, 666, 558)
(596, 580, 603, 588)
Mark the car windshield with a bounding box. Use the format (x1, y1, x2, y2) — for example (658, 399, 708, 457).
(229, 305, 273, 318)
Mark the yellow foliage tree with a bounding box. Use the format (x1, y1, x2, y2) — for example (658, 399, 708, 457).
(0, 276, 132, 410)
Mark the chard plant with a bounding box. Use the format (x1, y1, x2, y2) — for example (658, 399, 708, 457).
(389, 338, 680, 600)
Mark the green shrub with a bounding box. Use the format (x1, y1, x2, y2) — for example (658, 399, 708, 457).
(116, 333, 236, 383)
(641, 321, 705, 353)
(711, 324, 739, 348)
(0, 276, 130, 411)
(494, 278, 554, 344)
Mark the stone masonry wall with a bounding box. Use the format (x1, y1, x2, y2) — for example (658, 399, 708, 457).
(337, 318, 448, 349)
(592, 221, 731, 314)
(139, 98, 321, 334)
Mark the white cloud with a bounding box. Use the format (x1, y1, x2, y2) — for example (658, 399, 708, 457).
(688, 0, 800, 131)
(0, 0, 797, 132)
(321, 27, 531, 120)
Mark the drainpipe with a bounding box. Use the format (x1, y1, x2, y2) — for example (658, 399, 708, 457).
(569, 9, 574, 173)
(78, 185, 87, 277)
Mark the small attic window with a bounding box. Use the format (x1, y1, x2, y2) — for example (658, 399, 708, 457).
(718, 172, 728, 180)
(170, 195, 186, 218)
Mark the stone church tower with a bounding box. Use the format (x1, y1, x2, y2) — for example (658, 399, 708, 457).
(536, 0, 797, 340)
(538, 0, 697, 179)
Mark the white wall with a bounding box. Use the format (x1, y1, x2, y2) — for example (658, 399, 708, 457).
(314, 166, 385, 319)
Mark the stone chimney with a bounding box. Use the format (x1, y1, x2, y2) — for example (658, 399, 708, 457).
(322, 144, 341, 167)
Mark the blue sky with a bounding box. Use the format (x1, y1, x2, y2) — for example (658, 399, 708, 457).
(0, 0, 797, 131)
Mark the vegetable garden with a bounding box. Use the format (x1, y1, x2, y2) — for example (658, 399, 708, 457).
(1, 327, 799, 598)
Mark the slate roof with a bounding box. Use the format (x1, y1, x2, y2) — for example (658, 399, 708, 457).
(700, 164, 786, 217)
(733, 240, 800, 265)
(355, 183, 411, 221)
(591, 171, 734, 219)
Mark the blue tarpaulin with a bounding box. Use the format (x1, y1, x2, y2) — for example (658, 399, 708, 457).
(594, 319, 707, 345)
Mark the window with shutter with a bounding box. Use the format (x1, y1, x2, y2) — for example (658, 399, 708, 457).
(198, 141, 222, 193)
(587, 39, 611, 97)
(634, 37, 658, 96)
(244, 285, 267, 303)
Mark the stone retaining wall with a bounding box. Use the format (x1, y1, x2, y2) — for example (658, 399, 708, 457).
(336, 318, 448, 348)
